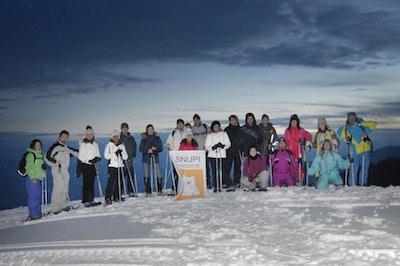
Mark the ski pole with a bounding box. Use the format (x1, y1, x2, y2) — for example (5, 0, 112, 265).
(126, 161, 137, 196)
(94, 163, 104, 198)
(361, 154, 365, 187)
(117, 154, 122, 201)
(163, 151, 169, 191)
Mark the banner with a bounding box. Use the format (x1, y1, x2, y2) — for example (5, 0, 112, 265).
(169, 150, 207, 201)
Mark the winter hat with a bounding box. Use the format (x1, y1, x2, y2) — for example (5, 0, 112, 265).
(317, 118, 328, 126)
(262, 114, 269, 120)
(278, 137, 286, 143)
(86, 125, 94, 135)
(186, 128, 193, 136)
(193, 114, 200, 120)
(121, 122, 129, 129)
(111, 130, 120, 138)
(347, 112, 357, 118)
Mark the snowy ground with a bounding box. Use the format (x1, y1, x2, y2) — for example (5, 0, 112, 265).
(0, 186, 400, 266)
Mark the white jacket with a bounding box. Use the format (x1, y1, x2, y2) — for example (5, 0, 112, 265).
(165, 129, 186, 151)
(78, 140, 101, 165)
(104, 141, 128, 168)
(205, 131, 231, 158)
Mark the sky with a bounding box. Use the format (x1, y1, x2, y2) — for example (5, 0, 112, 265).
(1, 0, 400, 137)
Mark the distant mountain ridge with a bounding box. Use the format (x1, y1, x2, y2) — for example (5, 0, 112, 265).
(370, 145, 400, 164)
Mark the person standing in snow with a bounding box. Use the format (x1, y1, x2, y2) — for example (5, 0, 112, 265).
(45, 130, 79, 214)
(224, 114, 242, 188)
(78, 126, 101, 207)
(205, 120, 234, 192)
(271, 138, 296, 187)
(259, 114, 278, 164)
(179, 128, 198, 150)
(239, 112, 263, 157)
(120, 122, 137, 197)
(241, 146, 269, 191)
(337, 112, 377, 186)
(313, 118, 340, 154)
(166, 119, 187, 191)
(104, 130, 128, 204)
(308, 139, 350, 189)
(192, 114, 211, 187)
(24, 139, 46, 221)
(283, 114, 312, 185)
(139, 124, 163, 196)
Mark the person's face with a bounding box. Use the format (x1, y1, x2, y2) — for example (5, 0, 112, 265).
(249, 147, 257, 157)
(193, 117, 201, 126)
(291, 120, 298, 128)
(59, 133, 69, 144)
(86, 132, 94, 141)
(262, 117, 269, 125)
(112, 135, 120, 144)
(318, 123, 326, 131)
(177, 122, 184, 130)
(229, 117, 238, 126)
(121, 127, 129, 135)
(279, 141, 286, 150)
(348, 115, 356, 125)
(187, 134, 193, 140)
(34, 141, 42, 151)
(212, 124, 220, 132)
(323, 141, 331, 151)
(247, 116, 254, 126)
(147, 126, 154, 135)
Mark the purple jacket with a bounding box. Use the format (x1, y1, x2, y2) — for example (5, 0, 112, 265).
(272, 149, 295, 175)
(243, 154, 267, 177)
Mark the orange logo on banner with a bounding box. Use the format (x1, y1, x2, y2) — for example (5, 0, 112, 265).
(174, 169, 206, 201)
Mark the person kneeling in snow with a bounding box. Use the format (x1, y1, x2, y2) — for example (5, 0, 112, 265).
(241, 146, 268, 191)
(308, 139, 350, 189)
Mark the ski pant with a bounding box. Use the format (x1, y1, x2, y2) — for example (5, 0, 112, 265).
(26, 177, 42, 218)
(273, 172, 296, 187)
(350, 151, 370, 186)
(81, 163, 96, 203)
(123, 159, 136, 194)
(105, 167, 123, 201)
(210, 157, 233, 188)
(51, 166, 70, 213)
(316, 173, 344, 189)
(142, 162, 162, 193)
(241, 170, 269, 190)
(224, 152, 241, 186)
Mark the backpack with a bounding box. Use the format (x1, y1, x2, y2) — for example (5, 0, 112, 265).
(18, 151, 36, 177)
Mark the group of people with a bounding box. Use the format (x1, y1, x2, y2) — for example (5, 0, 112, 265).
(21, 112, 376, 221)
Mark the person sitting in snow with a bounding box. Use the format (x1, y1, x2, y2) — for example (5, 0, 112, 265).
(271, 138, 296, 187)
(241, 146, 269, 191)
(307, 139, 350, 189)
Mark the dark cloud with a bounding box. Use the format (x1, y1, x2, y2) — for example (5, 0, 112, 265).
(1, 0, 400, 93)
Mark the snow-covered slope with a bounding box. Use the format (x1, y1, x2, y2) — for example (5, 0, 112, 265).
(0, 186, 400, 265)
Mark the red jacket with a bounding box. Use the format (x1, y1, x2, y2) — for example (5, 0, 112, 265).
(283, 127, 312, 159)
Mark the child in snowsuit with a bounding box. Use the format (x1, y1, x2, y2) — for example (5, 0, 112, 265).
(308, 139, 350, 189)
(272, 138, 296, 187)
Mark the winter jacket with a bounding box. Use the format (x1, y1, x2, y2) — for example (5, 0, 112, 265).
(205, 130, 231, 158)
(192, 123, 210, 150)
(239, 124, 263, 156)
(120, 132, 137, 159)
(224, 124, 241, 157)
(272, 149, 295, 176)
(314, 130, 340, 154)
(139, 133, 163, 163)
(166, 129, 187, 151)
(104, 140, 128, 168)
(283, 127, 312, 159)
(78, 139, 101, 165)
(25, 148, 45, 181)
(45, 140, 79, 169)
(243, 153, 267, 178)
(259, 122, 278, 155)
(308, 151, 350, 189)
(337, 120, 377, 154)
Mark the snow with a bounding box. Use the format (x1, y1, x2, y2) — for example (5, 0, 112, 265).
(1, 186, 400, 265)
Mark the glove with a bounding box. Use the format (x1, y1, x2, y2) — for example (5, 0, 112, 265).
(306, 141, 312, 151)
(217, 142, 225, 149)
(41, 164, 46, 170)
(349, 157, 354, 163)
(286, 159, 292, 164)
(212, 144, 219, 150)
(274, 158, 279, 164)
(248, 172, 259, 182)
(115, 150, 123, 156)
